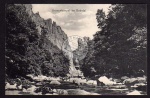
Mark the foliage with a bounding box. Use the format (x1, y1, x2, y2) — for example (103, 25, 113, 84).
(5, 4, 70, 78)
(81, 4, 147, 78)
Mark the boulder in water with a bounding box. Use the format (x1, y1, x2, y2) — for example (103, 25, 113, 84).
(26, 74, 34, 79)
(33, 75, 49, 82)
(52, 89, 57, 93)
(121, 76, 129, 80)
(48, 77, 61, 81)
(26, 85, 37, 92)
(86, 80, 97, 86)
(127, 90, 141, 95)
(50, 80, 61, 85)
(132, 83, 146, 87)
(35, 82, 43, 86)
(57, 89, 68, 95)
(5, 82, 17, 90)
(42, 87, 52, 94)
(123, 76, 147, 85)
(98, 76, 116, 85)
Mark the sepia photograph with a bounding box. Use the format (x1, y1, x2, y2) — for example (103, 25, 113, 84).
(5, 4, 147, 95)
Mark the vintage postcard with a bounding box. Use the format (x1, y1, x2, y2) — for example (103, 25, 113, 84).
(5, 4, 147, 95)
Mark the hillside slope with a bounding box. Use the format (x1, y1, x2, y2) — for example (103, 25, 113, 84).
(5, 4, 71, 78)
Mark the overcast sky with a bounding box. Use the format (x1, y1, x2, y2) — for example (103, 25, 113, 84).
(32, 4, 111, 40)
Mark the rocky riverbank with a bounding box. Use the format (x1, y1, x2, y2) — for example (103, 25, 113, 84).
(5, 75, 147, 95)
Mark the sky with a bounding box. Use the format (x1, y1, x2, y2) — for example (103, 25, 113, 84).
(32, 4, 111, 40)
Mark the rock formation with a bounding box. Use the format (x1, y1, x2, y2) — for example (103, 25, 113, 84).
(6, 4, 83, 78)
(22, 4, 71, 51)
(22, 4, 79, 77)
(72, 37, 89, 77)
(73, 37, 89, 61)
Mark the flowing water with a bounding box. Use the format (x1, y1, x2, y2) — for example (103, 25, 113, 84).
(5, 81, 147, 95)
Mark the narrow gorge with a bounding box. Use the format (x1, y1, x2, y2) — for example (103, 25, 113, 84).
(5, 4, 147, 95)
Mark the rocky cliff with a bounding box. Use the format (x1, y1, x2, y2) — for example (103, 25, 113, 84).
(6, 4, 74, 78)
(23, 4, 75, 63)
(24, 4, 78, 76)
(6, 4, 80, 77)
(73, 37, 89, 61)
(23, 4, 71, 51)
(71, 37, 89, 77)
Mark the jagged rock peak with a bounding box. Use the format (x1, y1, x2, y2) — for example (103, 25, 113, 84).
(53, 21, 56, 26)
(83, 37, 90, 41)
(78, 37, 89, 44)
(57, 26, 61, 29)
(23, 4, 32, 9)
(78, 38, 83, 43)
(46, 18, 52, 22)
(35, 12, 40, 15)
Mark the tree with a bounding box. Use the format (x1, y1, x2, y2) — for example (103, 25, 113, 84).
(5, 4, 70, 78)
(94, 4, 147, 77)
(81, 4, 147, 78)
(6, 4, 40, 78)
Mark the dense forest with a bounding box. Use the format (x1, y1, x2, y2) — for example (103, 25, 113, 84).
(80, 4, 147, 78)
(5, 4, 70, 78)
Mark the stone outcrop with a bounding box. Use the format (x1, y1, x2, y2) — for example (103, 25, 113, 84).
(17, 4, 75, 64)
(73, 37, 89, 61)
(71, 37, 89, 77)
(22, 4, 71, 51)
(22, 4, 79, 77)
